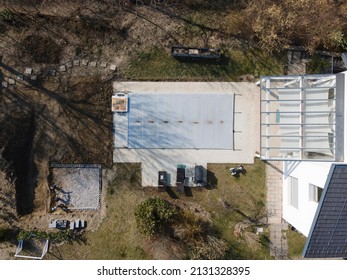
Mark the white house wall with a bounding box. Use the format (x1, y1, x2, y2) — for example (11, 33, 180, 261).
(283, 161, 332, 236)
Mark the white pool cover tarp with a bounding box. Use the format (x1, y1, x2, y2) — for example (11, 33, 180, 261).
(124, 93, 234, 149)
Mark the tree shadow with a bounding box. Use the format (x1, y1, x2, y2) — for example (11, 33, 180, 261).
(173, 55, 230, 65)
(152, 6, 222, 34)
(46, 243, 63, 260)
(0, 61, 114, 168)
(1, 113, 38, 216)
(165, 186, 179, 199)
(184, 186, 193, 197)
(205, 170, 218, 189)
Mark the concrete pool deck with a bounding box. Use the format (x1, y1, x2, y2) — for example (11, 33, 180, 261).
(113, 82, 260, 187)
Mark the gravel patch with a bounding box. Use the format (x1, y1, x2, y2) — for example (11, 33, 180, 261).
(51, 164, 101, 210)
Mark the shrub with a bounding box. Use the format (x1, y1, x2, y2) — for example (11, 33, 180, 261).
(17, 229, 84, 243)
(135, 197, 177, 236)
(173, 210, 204, 240)
(236, 0, 345, 53)
(188, 236, 228, 260)
(306, 55, 332, 74)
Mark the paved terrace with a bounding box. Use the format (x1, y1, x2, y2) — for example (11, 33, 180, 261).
(266, 161, 288, 259)
(113, 82, 260, 187)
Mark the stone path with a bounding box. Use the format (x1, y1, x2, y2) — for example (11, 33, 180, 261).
(1, 58, 118, 89)
(266, 161, 288, 259)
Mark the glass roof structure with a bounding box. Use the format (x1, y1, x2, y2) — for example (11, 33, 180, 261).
(260, 75, 338, 161)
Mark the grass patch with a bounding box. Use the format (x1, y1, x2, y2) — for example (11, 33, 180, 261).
(46, 160, 270, 260)
(107, 163, 141, 195)
(199, 159, 271, 259)
(287, 228, 306, 259)
(47, 163, 149, 260)
(80, 184, 149, 260)
(124, 47, 285, 81)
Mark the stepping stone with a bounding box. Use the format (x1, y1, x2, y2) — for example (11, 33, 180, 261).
(49, 69, 56, 76)
(24, 67, 33, 75)
(110, 64, 117, 71)
(17, 74, 24, 81)
(66, 61, 72, 69)
(256, 227, 264, 234)
(59, 65, 67, 72)
(8, 78, 15, 85)
(81, 59, 89, 66)
(100, 62, 107, 68)
(73, 60, 80, 66)
(30, 75, 37, 81)
(1, 81, 8, 88)
(90, 61, 97, 67)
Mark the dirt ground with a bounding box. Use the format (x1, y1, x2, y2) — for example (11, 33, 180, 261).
(0, 2, 147, 259)
(0, 1, 232, 259)
(0, 62, 115, 257)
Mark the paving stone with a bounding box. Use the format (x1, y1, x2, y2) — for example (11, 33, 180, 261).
(30, 75, 37, 81)
(266, 161, 288, 259)
(66, 61, 73, 69)
(268, 217, 282, 224)
(24, 67, 33, 75)
(1, 81, 8, 88)
(8, 78, 15, 85)
(81, 59, 89, 66)
(49, 69, 56, 76)
(59, 65, 67, 72)
(90, 61, 97, 67)
(17, 74, 24, 81)
(100, 62, 107, 68)
(110, 64, 117, 71)
(73, 60, 80, 66)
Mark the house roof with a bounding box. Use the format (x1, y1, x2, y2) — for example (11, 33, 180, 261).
(303, 164, 347, 258)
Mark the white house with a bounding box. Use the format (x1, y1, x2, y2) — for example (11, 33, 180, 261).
(282, 161, 331, 236)
(260, 71, 347, 237)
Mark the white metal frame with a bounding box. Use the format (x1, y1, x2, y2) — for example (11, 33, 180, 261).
(260, 74, 337, 161)
(15, 238, 49, 260)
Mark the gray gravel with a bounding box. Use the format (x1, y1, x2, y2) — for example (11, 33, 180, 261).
(52, 165, 101, 210)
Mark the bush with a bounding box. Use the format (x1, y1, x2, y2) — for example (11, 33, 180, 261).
(135, 197, 177, 236)
(306, 55, 332, 74)
(188, 236, 228, 260)
(17, 229, 84, 243)
(234, 0, 345, 53)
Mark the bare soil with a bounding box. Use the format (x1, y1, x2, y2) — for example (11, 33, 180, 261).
(0, 1, 232, 259)
(0, 61, 114, 257)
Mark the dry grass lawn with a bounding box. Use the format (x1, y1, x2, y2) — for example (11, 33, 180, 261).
(46, 159, 271, 260)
